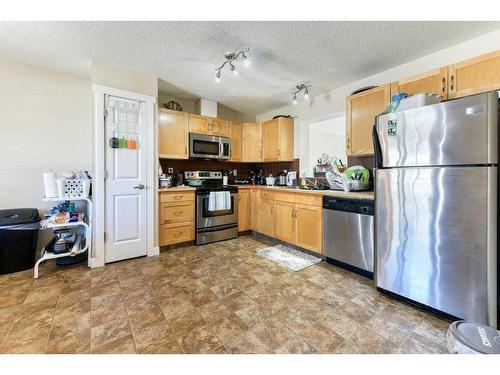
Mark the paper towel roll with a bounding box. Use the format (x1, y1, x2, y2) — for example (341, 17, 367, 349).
(43, 172, 58, 198)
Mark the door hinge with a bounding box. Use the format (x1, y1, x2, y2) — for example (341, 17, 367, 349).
(104, 109, 109, 118)
(104, 171, 108, 180)
(103, 232, 107, 241)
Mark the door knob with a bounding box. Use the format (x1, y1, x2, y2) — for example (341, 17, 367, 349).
(133, 184, 145, 189)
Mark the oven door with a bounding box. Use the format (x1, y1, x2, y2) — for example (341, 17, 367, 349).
(190, 133, 229, 160)
(196, 193, 238, 229)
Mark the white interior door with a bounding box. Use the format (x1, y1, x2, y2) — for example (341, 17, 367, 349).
(105, 95, 147, 263)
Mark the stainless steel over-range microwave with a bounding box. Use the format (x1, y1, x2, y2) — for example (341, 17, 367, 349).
(189, 133, 231, 160)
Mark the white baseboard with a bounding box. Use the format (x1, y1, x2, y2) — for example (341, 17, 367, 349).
(148, 246, 160, 257)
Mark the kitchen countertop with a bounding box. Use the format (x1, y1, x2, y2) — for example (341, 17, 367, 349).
(231, 185, 374, 200)
(158, 186, 196, 192)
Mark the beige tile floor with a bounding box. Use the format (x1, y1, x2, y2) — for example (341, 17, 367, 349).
(0, 235, 451, 354)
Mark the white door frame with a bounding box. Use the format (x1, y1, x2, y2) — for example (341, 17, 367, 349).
(92, 84, 158, 267)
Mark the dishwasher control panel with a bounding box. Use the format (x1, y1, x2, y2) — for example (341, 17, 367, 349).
(322, 196, 373, 215)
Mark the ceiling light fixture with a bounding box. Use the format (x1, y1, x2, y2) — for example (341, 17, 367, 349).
(291, 84, 311, 104)
(214, 48, 249, 82)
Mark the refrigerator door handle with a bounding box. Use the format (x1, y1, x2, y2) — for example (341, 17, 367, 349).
(372, 124, 383, 169)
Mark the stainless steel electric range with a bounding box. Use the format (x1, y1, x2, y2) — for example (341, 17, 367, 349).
(184, 171, 239, 245)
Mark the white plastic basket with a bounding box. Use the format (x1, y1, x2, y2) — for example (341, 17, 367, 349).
(61, 179, 91, 198)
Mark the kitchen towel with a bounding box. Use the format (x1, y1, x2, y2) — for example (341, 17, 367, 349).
(208, 191, 231, 212)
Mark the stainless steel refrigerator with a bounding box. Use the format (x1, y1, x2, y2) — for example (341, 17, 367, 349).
(373, 92, 498, 328)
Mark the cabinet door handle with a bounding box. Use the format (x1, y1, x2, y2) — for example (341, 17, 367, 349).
(346, 138, 350, 150)
(173, 210, 183, 216)
(185, 145, 187, 154)
(441, 77, 446, 93)
(450, 75, 455, 91)
(174, 195, 183, 200)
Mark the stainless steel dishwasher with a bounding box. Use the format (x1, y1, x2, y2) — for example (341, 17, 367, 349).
(323, 196, 374, 277)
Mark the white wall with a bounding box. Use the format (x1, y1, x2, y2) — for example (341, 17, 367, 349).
(91, 62, 158, 97)
(306, 116, 346, 177)
(0, 58, 92, 212)
(157, 94, 256, 123)
(158, 95, 196, 113)
(256, 29, 500, 161)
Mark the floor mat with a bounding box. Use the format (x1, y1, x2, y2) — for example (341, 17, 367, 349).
(256, 244, 322, 271)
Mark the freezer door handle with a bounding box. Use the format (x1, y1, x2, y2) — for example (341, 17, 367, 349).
(372, 124, 383, 169)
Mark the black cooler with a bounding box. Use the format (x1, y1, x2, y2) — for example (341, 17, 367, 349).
(0, 208, 40, 274)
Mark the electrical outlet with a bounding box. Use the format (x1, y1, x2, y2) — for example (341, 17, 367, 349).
(233, 169, 237, 177)
(167, 168, 174, 174)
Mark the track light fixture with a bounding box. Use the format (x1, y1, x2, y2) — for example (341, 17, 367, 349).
(214, 48, 249, 82)
(291, 84, 311, 104)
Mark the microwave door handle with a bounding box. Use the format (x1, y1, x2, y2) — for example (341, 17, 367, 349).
(219, 141, 223, 157)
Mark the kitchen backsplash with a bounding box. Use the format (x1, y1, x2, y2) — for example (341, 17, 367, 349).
(159, 158, 300, 180)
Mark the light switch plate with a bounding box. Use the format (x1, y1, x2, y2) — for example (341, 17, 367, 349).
(233, 169, 237, 176)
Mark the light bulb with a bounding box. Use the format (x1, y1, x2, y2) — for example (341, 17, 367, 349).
(232, 68, 238, 76)
(304, 90, 310, 100)
(292, 95, 298, 105)
(215, 71, 221, 83)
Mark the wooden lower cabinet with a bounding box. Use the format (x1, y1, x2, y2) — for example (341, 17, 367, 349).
(259, 194, 275, 237)
(160, 201, 194, 225)
(238, 189, 251, 232)
(158, 191, 195, 246)
(252, 189, 323, 254)
(250, 188, 259, 231)
(295, 204, 323, 253)
(159, 222, 194, 245)
(274, 200, 295, 244)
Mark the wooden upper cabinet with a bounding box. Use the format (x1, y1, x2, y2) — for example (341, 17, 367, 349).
(237, 189, 251, 232)
(211, 119, 229, 136)
(262, 118, 294, 162)
(448, 50, 500, 99)
(188, 114, 228, 136)
(158, 108, 188, 159)
(346, 84, 391, 156)
(262, 119, 280, 161)
(188, 114, 210, 134)
(391, 67, 448, 100)
(229, 122, 242, 162)
(242, 123, 262, 162)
